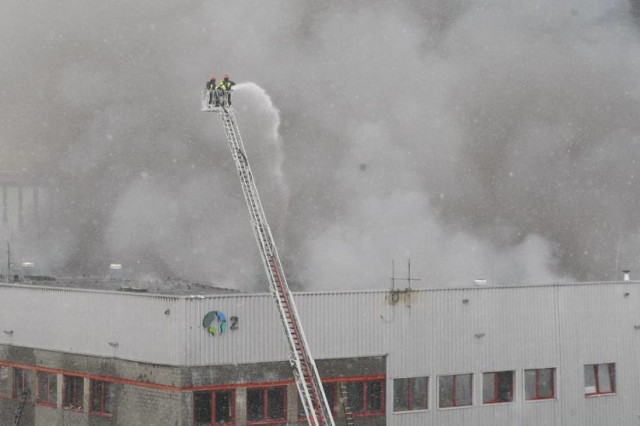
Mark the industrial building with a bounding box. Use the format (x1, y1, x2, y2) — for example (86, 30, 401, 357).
(1, 275, 639, 425)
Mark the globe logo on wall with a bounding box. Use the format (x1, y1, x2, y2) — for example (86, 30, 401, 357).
(203, 311, 239, 336)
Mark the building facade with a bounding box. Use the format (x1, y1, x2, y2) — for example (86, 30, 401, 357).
(1, 280, 639, 425)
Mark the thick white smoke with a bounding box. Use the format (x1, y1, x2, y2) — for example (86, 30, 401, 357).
(2, 0, 639, 289)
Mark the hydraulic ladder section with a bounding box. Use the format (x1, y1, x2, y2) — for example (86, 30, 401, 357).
(202, 90, 335, 426)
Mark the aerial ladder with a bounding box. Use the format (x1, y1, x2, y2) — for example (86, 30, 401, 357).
(202, 88, 335, 426)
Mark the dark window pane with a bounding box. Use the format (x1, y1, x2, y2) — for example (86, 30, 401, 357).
(14, 368, 30, 399)
(247, 388, 265, 421)
(194, 391, 212, 423)
(457, 374, 472, 407)
(37, 372, 48, 403)
(214, 390, 233, 424)
(484, 371, 513, 403)
(38, 373, 57, 405)
(439, 375, 454, 408)
(393, 378, 409, 412)
(49, 374, 57, 404)
(538, 369, 554, 399)
(91, 381, 103, 412)
(524, 370, 536, 400)
(584, 365, 596, 394)
(497, 371, 513, 402)
(411, 377, 428, 410)
(104, 382, 115, 414)
(483, 373, 495, 404)
(597, 364, 613, 393)
(346, 382, 364, 413)
(0, 366, 8, 394)
(367, 381, 383, 412)
(267, 387, 285, 420)
(65, 376, 83, 409)
(323, 383, 335, 412)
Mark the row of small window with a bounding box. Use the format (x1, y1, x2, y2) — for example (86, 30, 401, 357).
(393, 364, 616, 412)
(194, 379, 385, 425)
(0, 366, 115, 416)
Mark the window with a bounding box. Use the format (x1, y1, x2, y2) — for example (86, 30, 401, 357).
(90, 380, 115, 416)
(345, 379, 385, 416)
(584, 364, 615, 396)
(37, 372, 57, 406)
(0, 366, 9, 397)
(63, 375, 84, 410)
(13, 368, 32, 400)
(194, 390, 235, 425)
(247, 386, 286, 424)
(438, 374, 472, 408)
(524, 368, 555, 401)
(394, 377, 428, 412)
(483, 371, 514, 404)
(299, 382, 336, 419)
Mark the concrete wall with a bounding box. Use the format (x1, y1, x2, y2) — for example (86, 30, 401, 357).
(0, 344, 385, 425)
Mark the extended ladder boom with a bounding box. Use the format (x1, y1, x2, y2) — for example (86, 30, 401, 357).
(202, 89, 335, 426)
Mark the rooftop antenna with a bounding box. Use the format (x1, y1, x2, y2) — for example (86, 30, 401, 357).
(6, 241, 11, 283)
(389, 258, 420, 307)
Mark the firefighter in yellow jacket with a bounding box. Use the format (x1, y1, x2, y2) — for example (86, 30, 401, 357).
(217, 73, 236, 106)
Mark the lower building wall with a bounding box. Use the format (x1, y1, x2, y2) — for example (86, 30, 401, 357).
(0, 344, 387, 425)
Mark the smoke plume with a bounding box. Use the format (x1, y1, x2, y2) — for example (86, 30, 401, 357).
(1, 0, 640, 290)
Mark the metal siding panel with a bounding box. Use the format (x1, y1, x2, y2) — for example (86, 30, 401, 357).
(0, 285, 183, 365)
(184, 294, 287, 366)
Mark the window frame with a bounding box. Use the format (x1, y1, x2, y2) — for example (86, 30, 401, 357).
(0, 365, 10, 398)
(524, 368, 556, 401)
(393, 376, 429, 412)
(36, 371, 57, 407)
(90, 379, 115, 417)
(482, 371, 514, 405)
(193, 389, 236, 425)
(345, 379, 385, 417)
(13, 367, 32, 402)
(438, 373, 473, 409)
(298, 382, 337, 421)
(63, 375, 84, 411)
(246, 385, 287, 425)
(584, 363, 616, 397)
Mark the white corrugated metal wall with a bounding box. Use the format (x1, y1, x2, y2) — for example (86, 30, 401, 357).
(386, 283, 640, 425)
(0, 284, 186, 364)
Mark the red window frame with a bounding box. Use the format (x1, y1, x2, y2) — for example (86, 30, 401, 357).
(394, 376, 428, 412)
(298, 382, 338, 421)
(437, 373, 473, 409)
(345, 379, 385, 417)
(482, 371, 514, 404)
(0, 366, 10, 398)
(63, 375, 84, 411)
(439, 374, 473, 408)
(13, 368, 31, 401)
(585, 364, 616, 396)
(246, 386, 287, 425)
(90, 380, 115, 417)
(525, 368, 555, 401)
(36, 371, 57, 407)
(193, 389, 236, 425)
